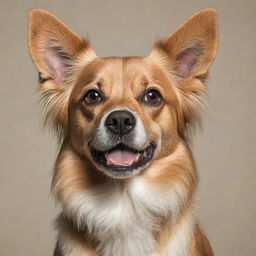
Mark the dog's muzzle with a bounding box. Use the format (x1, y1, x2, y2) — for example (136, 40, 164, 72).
(88, 108, 156, 178)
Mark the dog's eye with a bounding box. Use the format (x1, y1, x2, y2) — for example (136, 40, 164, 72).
(83, 89, 103, 106)
(142, 89, 163, 106)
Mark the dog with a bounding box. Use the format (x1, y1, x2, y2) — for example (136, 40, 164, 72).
(28, 8, 218, 256)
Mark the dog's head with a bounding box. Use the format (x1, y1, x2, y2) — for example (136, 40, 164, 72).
(29, 9, 218, 179)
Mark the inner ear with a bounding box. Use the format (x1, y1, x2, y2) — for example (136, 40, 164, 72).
(29, 9, 97, 85)
(175, 43, 202, 78)
(148, 9, 218, 80)
(46, 44, 72, 81)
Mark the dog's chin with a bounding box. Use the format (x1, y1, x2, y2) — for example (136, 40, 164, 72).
(89, 142, 156, 179)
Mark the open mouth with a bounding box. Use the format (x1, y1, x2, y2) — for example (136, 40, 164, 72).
(89, 142, 156, 174)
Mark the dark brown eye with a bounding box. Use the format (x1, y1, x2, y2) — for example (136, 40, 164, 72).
(84, 89, 103, 106)
(142, 89, 163, 106)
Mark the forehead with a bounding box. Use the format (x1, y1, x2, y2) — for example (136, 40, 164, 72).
(77, 57, 151, 85)
(74, 56, 177, 100)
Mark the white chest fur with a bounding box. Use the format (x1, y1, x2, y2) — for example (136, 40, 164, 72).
(60, 177, 193, 256)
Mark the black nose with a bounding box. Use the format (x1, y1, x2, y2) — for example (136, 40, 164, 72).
(105, 110, 136, 136)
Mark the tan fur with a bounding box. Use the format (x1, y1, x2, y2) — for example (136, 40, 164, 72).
(29, 8, 217, 256)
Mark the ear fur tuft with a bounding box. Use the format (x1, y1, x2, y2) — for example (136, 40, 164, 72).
(28, 9, 96, 139)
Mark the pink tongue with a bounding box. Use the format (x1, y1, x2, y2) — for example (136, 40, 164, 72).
(105, 150, 140, 166)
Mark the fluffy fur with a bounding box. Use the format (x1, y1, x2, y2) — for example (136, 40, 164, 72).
(28, 8, 218, 256)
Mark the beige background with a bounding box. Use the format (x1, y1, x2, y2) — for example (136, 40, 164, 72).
(0, 0, 255, 255)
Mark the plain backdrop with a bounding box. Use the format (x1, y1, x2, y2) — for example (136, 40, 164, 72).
(0, 0, 255, 255)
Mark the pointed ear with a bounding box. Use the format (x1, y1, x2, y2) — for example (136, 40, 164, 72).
(149, 8, 218, 79)
(28, 8, 96, 83)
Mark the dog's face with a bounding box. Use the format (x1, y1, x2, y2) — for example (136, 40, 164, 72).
(29, 9, 217, 179)
(68, 57, 179, 178)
